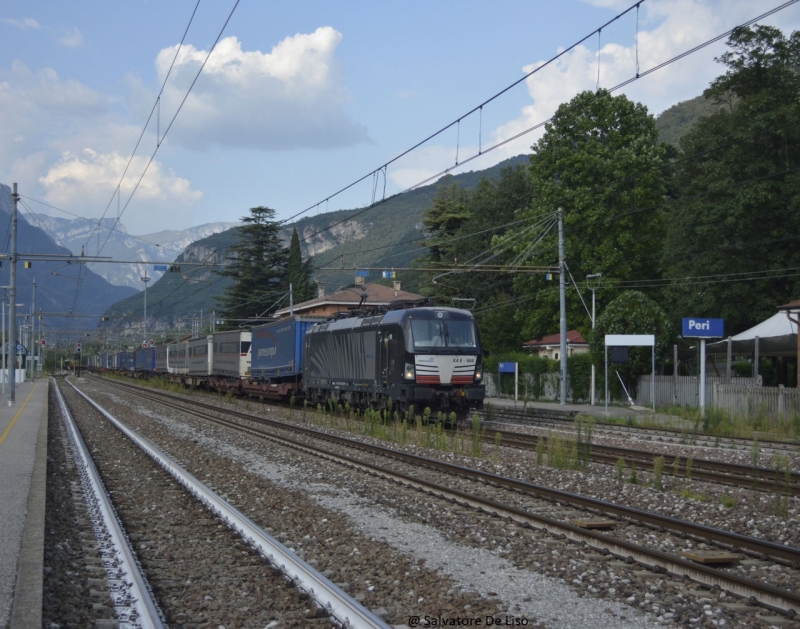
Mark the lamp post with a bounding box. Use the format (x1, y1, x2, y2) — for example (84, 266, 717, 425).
(586, 273, 602, 405)
(140, 270, 151, 344)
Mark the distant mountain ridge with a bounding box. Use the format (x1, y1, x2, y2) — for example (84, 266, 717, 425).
(0, 183, 137, 336)
(27, 213, 239, 289)
(101, 154, 532, 333)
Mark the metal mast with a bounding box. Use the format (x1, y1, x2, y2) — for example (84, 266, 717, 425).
(558, 208, 567, 405)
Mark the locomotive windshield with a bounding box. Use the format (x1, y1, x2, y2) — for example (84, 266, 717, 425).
(410, 318, 477, 349)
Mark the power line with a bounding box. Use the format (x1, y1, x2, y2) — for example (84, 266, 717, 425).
(293, 0, 799, 253)
(280, 1, 649, 228)
(83, 0, 202, 250)
(94, 0, 240, 256)
(19, 195, 162, 248)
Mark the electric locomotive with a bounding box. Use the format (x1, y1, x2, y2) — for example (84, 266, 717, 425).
(303, 306, 484, 414)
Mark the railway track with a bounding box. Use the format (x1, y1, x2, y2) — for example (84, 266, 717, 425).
(472, 426, 800, 496)
(53, 379, 166, 628)
(57, 378, 391, 629)
(479, 405, 800, 455)
(92, 375, 800, 617)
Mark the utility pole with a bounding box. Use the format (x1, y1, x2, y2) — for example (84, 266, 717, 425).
(2, 300, 5, 396)
(8, 183, 17, 405)
(558, 208, 567, 405)
(30, 279, 36, 381)
(140, 270, 150, 344)
(586, 273, 602, 405)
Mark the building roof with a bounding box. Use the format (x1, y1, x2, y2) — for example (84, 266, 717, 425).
(274, 282, 425, 316)
(777, 299, 800, 312)
(523, 329, 587, 348)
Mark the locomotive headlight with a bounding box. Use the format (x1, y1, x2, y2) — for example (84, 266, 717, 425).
(474, 369, 482, 382)
(404, 363, 415, 380)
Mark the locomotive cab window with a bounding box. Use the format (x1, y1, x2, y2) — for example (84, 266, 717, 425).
(410, 318, 477, 349)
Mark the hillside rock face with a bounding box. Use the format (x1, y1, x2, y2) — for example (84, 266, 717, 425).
(298, 219, 369, 257)
(29, 213, 239, 289)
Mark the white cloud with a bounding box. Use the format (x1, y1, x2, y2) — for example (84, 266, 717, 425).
(58, 27, 84, 48)
(2, 17, 41, 30)
(141, 28, 370, 150)
(39, 149, 201, 232)
(389, 0, 800, 177)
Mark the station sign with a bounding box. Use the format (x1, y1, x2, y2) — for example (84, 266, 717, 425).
(498, 362, 518, 373)
(154, 264, 168, 271)
(682, 318, 724, 338)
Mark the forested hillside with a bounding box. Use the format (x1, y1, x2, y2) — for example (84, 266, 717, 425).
(416, 25, 800, 358)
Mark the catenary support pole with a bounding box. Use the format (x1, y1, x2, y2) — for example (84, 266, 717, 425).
(8, 183, 17, 404)
(700, 339, 707, 417)
(30, 279, 35, 381)
(1, 301, 4, 395)
(754, 335, 760, 380)
(726, 335, 732, 383)
(558, 208, 567, 405)
(604, 345, 608, 414)
(673, 344, 679, 405)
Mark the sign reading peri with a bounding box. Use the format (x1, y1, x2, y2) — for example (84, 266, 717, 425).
(682, 318, 724, 338)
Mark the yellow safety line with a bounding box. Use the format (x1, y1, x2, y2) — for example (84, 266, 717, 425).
(0, 382, 40, 448)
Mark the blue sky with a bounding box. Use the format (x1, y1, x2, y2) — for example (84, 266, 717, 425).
(2, 0, 798, 237)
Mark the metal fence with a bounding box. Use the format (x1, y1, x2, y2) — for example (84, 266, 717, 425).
(712, 383, 800, 418)
(635, 375, 760, 408)
(486, 372, 594, 403)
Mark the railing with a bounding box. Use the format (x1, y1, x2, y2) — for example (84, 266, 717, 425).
(713, 383, 800, 418)
(636, 375, 760, 408)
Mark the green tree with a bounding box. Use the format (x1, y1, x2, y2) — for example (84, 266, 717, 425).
(588, 290, 673, 395)
(417, 177, 470, 302)
(661, 26, 800, 332)
(215, 206, 288, 324)
(287, 227, 316, 304)
(417, 166, 535, 353)
(512, 90, 668, 342)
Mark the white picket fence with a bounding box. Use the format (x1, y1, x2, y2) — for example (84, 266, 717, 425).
(712, 383, 800, 418)
(635, 375, 760, 408)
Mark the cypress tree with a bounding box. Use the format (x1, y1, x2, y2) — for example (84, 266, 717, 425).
(216, 206, 288, 325)
(287, 227, 316, 304)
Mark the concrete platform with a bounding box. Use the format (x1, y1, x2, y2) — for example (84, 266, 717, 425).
(0, 379, 49, 629)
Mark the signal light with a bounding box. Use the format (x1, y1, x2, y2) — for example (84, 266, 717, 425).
(169, 265, 181, 272)
(24, 261, 32, 269)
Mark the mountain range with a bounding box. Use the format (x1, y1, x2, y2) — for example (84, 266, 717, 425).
(99, 154, 531, 338)
(26, 213, 239, 289)
(0, 184, 137, 345)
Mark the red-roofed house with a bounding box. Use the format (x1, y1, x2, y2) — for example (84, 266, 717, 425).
(523, 330, 589, 361)
(274, 282, 425, 319)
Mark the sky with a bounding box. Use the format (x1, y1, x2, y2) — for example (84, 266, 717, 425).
(2, 0, 799, 239)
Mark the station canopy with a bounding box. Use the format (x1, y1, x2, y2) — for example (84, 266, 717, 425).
(705, 312, 798, 357)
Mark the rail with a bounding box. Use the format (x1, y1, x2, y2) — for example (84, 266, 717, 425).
(66, 378, 391, 629)
(92, 377, 800, 615)
(53, 378, 166, 628)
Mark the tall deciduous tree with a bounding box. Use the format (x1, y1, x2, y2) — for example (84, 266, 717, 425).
(417, 166, 535, 353)
(513, 90, 667, 341)
(662, 26, 800, 332)
(216, 206, 287, 324)
(287, 227, 316, 304)
(588, 290, 673, 394)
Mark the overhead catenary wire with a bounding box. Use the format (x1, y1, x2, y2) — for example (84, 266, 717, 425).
(20, 195, 162, 248)
(94, 0, 240, 257)
(281, 0, 649, 229)
(292, 0, 799, 256)
(83, 0, 202, 251)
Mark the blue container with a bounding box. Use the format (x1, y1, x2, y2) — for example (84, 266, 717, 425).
(251, 317, 320, 380)
(136, 347, 156, 372)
